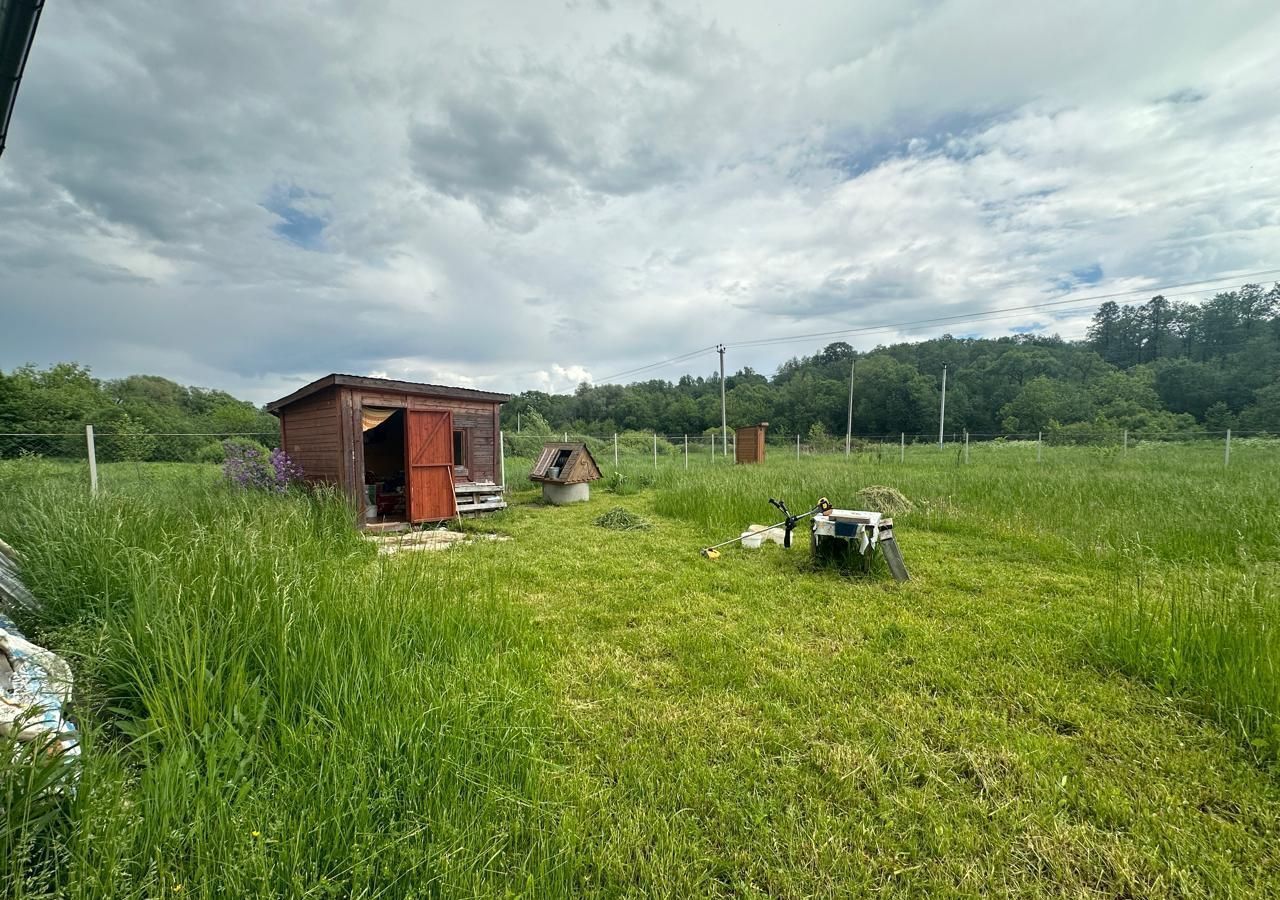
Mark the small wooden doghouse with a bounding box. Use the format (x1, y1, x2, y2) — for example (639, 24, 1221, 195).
(529, 442, 601, 504)
(735, 422, 768, 464)
(267, 374, 510, 526)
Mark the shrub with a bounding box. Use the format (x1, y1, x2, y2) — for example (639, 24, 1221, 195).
(221, 442, 304, 493)
(198, 437, 268, 465)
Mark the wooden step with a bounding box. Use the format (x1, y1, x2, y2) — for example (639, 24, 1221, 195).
(455, 481, 504, 495)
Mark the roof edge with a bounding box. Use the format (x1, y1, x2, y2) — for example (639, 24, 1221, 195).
(267, 373, 511, 414)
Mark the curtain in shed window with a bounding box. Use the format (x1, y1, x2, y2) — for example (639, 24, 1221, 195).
(361, 407, 397, 431)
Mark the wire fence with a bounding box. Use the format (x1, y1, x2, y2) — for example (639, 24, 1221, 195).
(506, 427, 1269, 462)
(0, 429, 280, 493)
(1, 425, 1272, 495)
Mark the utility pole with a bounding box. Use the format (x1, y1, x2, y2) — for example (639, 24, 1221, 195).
(717, 343, 727, 457)
(845, 356, 855, 457)
(938, 363, 948, 449)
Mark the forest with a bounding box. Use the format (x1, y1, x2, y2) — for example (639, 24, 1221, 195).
(1, 286, 1277, 462)
(504, 285, 1280, 440)
(0, 365, 278, 460)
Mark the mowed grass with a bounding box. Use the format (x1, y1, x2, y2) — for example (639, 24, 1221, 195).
(0, 441, 1278, 897)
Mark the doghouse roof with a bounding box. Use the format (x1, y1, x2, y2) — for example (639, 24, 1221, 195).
(267, 374, 511, 414)
(529, 442, 602, 484)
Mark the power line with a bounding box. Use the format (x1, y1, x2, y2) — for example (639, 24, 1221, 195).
(727, 269, 1280, 351)
(597, 345, 720, 383)
(593, 268, 1280, 383)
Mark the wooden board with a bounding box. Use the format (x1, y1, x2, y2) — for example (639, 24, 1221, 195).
(406, 409, 457, 522)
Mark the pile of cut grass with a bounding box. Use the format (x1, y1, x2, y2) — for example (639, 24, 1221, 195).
(594, 506, 653, 531)
(855, 484, 913, 515)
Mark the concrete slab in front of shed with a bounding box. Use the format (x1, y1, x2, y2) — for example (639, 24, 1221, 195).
(366, 530, 510, 555)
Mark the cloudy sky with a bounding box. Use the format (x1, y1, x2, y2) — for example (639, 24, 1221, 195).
(3, 1, 1279, 403)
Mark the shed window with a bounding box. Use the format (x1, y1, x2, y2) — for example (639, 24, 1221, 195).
(453, 429, 467, 467)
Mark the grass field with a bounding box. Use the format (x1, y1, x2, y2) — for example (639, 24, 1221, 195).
(1, 441, 1278, 897)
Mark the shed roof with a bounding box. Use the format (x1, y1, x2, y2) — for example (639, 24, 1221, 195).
(266, 373, 511, 414)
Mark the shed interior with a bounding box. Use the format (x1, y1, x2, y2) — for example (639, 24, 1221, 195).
(362, 407, 407, 521)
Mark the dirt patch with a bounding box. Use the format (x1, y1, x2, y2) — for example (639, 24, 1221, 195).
(366, 530, 511, 555)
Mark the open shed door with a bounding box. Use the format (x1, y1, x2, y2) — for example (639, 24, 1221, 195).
(406, 409, 457, 522)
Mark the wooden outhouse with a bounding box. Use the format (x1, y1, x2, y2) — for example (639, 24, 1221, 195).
(267, 374, 510, 525)
(735, 422, 768, 464)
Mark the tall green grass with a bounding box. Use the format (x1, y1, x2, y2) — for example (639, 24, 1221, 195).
(1, 481, 570, 897)
(1096, 574, 1280, 765)
(650, 441, 1280, 567)
(646, 442, 1280, 762)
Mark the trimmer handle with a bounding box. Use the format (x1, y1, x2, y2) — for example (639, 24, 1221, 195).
(769, 497, 790, 518)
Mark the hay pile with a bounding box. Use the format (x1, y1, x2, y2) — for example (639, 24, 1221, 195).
(594, 506, 653, 531)
(855, 485, 913, 515)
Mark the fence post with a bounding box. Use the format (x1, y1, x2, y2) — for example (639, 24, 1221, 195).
(498, 431, 506, 489)
(684, 434, 688, 469)
(653, 433, 657, 469)
(563, 431, 568, 443)
(711, 432, 715, 459)
(732, 431, 736, 460)
(1225, 428, 1231, 468)
(796, 433, 800, 462)
(964, 430, 969, 464)
(85, 424, 98, 496)
(1037, 431, 1042, 463)
(1122, 429, 1128, 456)
(613, 432, 618, 468)
(900, 432, 905, 463)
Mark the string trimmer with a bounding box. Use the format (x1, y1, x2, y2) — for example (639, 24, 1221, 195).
(700, 496, 831, 558)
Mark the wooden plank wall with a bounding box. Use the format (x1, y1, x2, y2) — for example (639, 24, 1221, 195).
(347, 389, 500, 483)
(735, 425, 766, 464)
(279, 387, 342, 485)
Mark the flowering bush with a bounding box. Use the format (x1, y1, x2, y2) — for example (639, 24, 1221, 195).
(221, 441, 304, 493)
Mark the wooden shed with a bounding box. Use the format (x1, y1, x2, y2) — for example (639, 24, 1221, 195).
(266, 374, 510, 525)
(735, 422, 768, 464)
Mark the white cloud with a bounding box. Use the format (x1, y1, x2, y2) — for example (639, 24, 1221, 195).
(2, 0, 1279, 404)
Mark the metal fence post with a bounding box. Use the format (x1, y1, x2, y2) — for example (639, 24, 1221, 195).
(684, 434, 688, 469)
(563, 431, 568, 443)
(796, 433, 800, 462)
(614, 432, 618, 468)
(653, 433, 657, 469)
(964, 430, 969, 464)
(86, 424, 98, 496)
(900, 432, 905, 463)
(1122, 429, 1128, 456)
(1037, 431, 1042, 463)
(1225, 428, 1231, 468)
(711, 431, 715, 459)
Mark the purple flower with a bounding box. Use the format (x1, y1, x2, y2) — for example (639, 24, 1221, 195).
(222, 442, 304, 493)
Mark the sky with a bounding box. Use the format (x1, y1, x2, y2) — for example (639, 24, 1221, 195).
(2, 0, 1279, 404)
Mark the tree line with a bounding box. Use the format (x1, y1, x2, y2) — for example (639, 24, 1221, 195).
(503, 286, 1280, 440)
(2, 286, 1277, 462)
(0, 364, 279, 460)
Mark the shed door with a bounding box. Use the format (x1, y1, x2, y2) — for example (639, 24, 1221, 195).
(406, 410, 457, 522)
